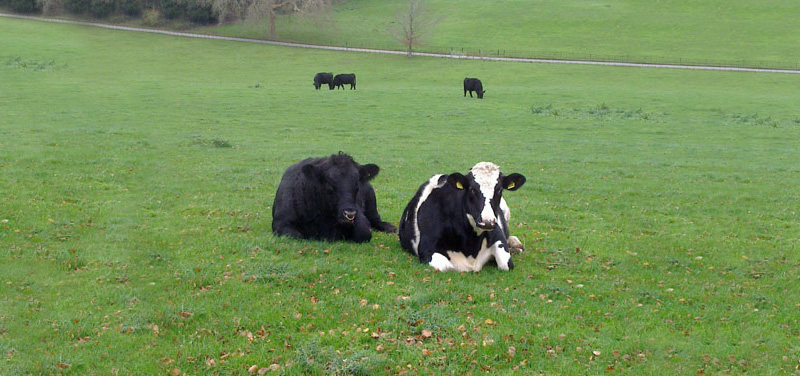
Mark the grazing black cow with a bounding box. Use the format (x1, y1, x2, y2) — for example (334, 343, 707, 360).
(333, 73, 356, 90)
(313, 72, 334, 90)
(272, 153, 397, 243)
(463, 77, 485, 99)
(399, 162, 526, 272)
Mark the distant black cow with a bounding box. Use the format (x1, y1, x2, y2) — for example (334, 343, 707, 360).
(463, 78, 485, 99)
(313, 72, 334, 90)
(333, 73, 356, 90)
(398, 162, 526, 272)
(272, 152, 397, 243)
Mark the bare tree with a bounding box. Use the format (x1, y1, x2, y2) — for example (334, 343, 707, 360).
(246, 0, 332, 39)
(392, 0, 443, 57)
(206, 0, 332, 38)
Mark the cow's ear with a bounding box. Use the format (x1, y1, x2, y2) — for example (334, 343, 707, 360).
(302, 164, 323, 182)
(359, 164, 380, 182)
(447, 173, 468, 190)
(503, 173, 526, 191)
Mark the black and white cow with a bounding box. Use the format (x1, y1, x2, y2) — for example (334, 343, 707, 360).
(272, 153, 397, 242)
(398, 162, 526, 272)
(313, 72, 334, 90)
(333, 73, 356, 90)
(463, 78, 485, 99)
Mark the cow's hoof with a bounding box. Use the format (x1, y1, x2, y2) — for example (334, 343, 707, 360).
(378, 222, 398, 234)
(508, 236, 524, 254)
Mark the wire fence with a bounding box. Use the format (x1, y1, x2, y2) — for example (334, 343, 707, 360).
(3, 12, 799, 71)
(276, 36, 800, 72)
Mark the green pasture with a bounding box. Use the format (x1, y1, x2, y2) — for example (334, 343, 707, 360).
(209, 0, 800, 68)
(2, 17, 800, 375)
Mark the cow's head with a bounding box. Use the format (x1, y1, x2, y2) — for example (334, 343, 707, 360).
(446, 162, 525, 235)
(477, 90, 485, 99)
(302, 153, 379, 225)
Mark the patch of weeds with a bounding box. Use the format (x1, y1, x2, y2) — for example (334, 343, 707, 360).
(148, 252, 170, 266)
(4, 56, 67, 71)
(752, 295, 771, 310)
(57, 248, 86, 272)
(327, 351, 377, 376)
(530, 104, 553, 115)
(730, 113, 780, 128)
(404, 307, 456, 333)
(294, 341, 380, 375)
(530, 103, 663, 122)
(187, 135, 234, 148)
(541, 248, 575, 269)
(543, 284, 569, 301)
(666, 258, 688, 272)
(244, 263, 293, 284)
(249, 83, 262, 88)
(637, 290, 660, 305)
(295, 340, 324, 373)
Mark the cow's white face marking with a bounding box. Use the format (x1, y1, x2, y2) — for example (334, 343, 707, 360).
(492, 240, 511, 270)
(429, 253, 454, 272)
(412, 174, 445, 255)
(469, 162, 501, 234)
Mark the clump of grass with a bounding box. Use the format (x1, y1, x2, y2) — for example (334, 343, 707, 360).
(244, 263, 293, 284)
(188, 135, 234, 148)
(530, 104, 553, 114)
(531, 103, 662, 122)
(5, 56, 66, 71)
(730, 113, 780, 128)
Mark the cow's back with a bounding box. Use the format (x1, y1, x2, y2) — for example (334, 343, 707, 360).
(272, 158, 317, 231)
(399, 174, 446, 255)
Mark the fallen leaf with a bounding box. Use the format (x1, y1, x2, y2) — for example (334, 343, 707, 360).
(248, 365, 259, 374)
(421, 329, 432, 339)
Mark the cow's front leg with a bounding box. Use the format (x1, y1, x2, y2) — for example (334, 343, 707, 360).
(348, 213, 372, 243)
(508, 235, 524, 254)
(417, 237, 454, 272)
(360, 185, 397, 233)
(272, 220, 305, 240)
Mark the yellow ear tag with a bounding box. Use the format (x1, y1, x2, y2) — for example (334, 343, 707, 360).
(456, 181, 464, 190)
(507, 182, 515, 189)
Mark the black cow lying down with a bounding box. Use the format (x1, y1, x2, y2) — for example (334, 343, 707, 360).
(333, 73, 356, 90)
(272, 152, 397, 243)
(463, 77, 485, 99)
(313, 72, 334, 90)
(399, 162, 525, 272)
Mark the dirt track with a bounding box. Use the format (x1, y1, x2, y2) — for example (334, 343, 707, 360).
(3, 12, 800, 75)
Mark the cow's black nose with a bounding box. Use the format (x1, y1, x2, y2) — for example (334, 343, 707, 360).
(477, 219, 495, 230)
(343, 210, 357, 222)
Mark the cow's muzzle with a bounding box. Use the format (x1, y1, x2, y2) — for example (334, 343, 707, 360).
(342, 209, 357, 223)
(476, 219, 496, 230)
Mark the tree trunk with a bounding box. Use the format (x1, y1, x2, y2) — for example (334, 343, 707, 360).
(267, 6, 277, 38)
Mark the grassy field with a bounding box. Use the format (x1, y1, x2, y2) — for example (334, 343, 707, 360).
(2, 17, 800, 375)
(207, 0, 800, 68)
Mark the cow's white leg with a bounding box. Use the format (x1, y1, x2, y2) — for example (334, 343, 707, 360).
(472, 239, 496, 272)
(429, 253, 455, 272)
(490, 240, 512, 271)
